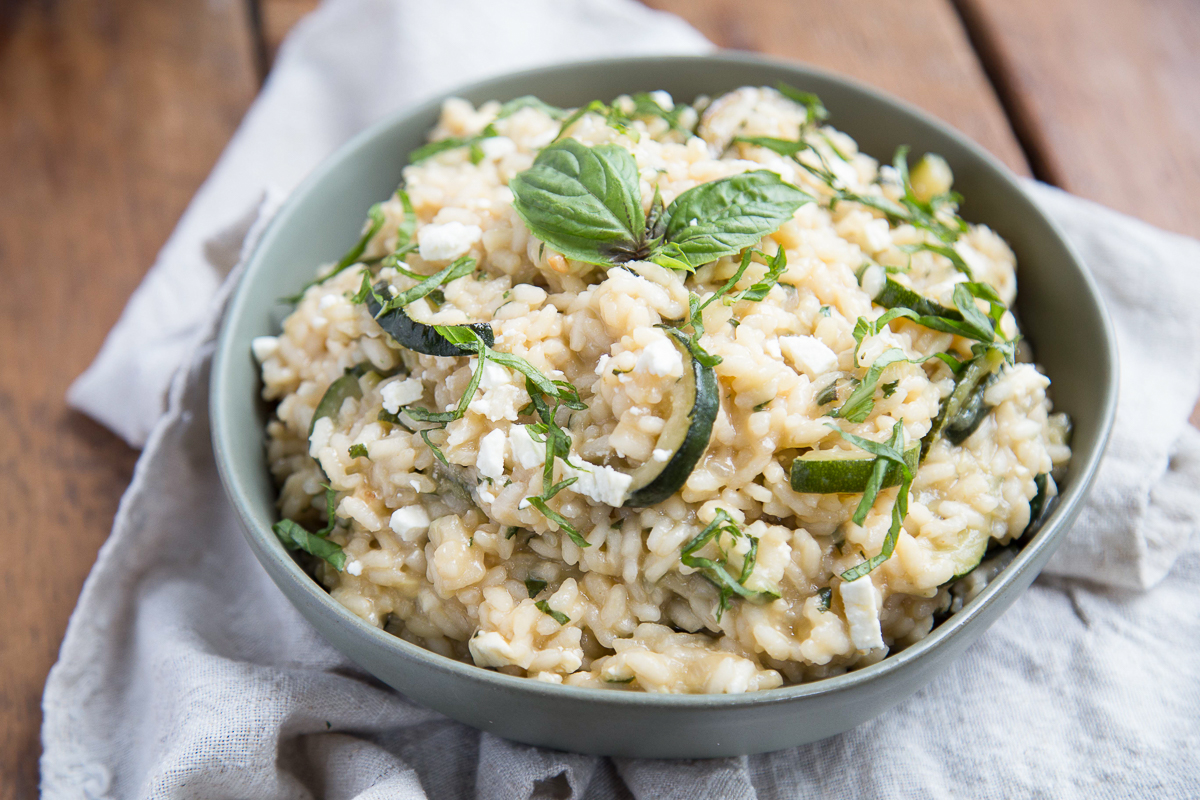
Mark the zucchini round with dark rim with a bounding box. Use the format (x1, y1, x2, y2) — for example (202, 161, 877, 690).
(622, 330, 718, 507)
(789, 444, 919, 494)
(366, 281, 494, 357)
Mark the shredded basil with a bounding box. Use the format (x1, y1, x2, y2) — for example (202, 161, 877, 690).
(775, 82, 829, 126)
(410, 124, 498, 165)
(680, 509, 778, 620)
(504, 526, 522, 540)
(286, 201, 388, 302)
(881, 381, 899, 398)
(497, 95, 567, 120)
(525, 497, 589, 548)
(272, 485, 346, 570)
(348, 444, 369, 459)
(535, 600, 571, 625)
(826, 420, 914, 582)
(524, 578, 548, 597)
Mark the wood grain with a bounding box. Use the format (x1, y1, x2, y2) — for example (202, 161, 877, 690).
(0, 0, 257, 796)
(257, 0, 319, 65)
(641, 0, 1030, 174)
(957, 0, 1200, 238)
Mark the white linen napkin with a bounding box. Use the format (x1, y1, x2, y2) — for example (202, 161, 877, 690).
(45, 0, 1200, 797)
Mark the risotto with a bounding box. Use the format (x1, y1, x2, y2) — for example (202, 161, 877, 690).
(255, 86, 1071, 693)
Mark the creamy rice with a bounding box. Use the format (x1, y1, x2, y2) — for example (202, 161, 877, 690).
(257, 87, 1071, 693)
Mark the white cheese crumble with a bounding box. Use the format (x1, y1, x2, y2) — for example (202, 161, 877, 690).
(566, 462, 634, 507)
(468, 386, 522, 422)
(251, 336, 279, 363)
(651, 448, 672, 463)
(389, 506, 431, 543)
(346, 560, 363, 577)
(477, 429, 507, 481)
(380, 377, 424, 414)
(780, 335, 839, 378)
(417, 221, 482, 262)
(839, 577, 885, 651)
(469, 631, 519, 668)
(636, 337, 684, 378)
(509, 425, 545, 469)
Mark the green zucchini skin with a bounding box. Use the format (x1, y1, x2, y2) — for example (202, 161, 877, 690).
(1023, 473, 1051, 537)
(874, 278, 961, 320)
(943, 374, 996, 445)
(623, 331, 719, 508)
(366, 282, 494, 356)
(789, 444, 920, 494)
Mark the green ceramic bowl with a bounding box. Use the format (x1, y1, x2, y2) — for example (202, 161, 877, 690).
(211, 53, 1117, 757)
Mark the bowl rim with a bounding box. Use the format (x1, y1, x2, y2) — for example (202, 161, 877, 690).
(211, 50, 1118, 709)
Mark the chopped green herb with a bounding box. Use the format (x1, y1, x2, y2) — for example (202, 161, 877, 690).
(286, 201, 388, 302)
(680, 509, 777, 620)
(604, 676, 636, 684)
(409, 123, 499, 164)
(816, 380, 840, 407)
(753, 400, 771, 412)
(828, 420, 915, 582)
(775, 82, 829, 125)
(817, 586, 833, 612)
(535, 600, 571, 625)
(504, 526, 522, 540)
(524, 578, 548, 597)
(881, 381, 899, 398)
(525, 497, 589, 548)
(356, 256, 477, 317)
(348, 444, 369, 459)
(819, 305, 832, 317)
(271, 485, 346, 570)
(612, 367, 632, 375)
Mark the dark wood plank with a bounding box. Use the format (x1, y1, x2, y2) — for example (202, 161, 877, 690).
(641, 0, 1030, 175)
(957, 0, 1200, 239)
(0, 1, 258, 796)
(258, 0, 318, 65)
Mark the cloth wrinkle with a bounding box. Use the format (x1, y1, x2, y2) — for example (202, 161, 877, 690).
(42, 1, 1200, 798)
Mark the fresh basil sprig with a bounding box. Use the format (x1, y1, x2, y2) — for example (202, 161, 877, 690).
(410, 123, 499, 165)
(509, 139, 809, 273)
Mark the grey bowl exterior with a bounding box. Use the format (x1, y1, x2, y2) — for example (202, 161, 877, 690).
(211, 53, 1117, 758)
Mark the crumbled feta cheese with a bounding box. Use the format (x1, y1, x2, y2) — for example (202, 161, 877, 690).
(636, 337, 684, 378)
(651, 448, 672, 463)
(381, 377, 424, 414)
(251, 336, 279, 363)
(468, 385, 521, 422)
(469, 631, 519, 668)
(389, 506, 431, 542)
(566, 462, 634, 507)
(780, 335, 839, 378)
(509, 425, 545, 469)
(479, 135, 517, 160)
(649, 90, 674, 111)
(477, 429, 507, 481)
(839, 577, 885, 651)
(478, 360, 511, 390)
(308, 416, 334, 458)
(418, 221, 482, 262)
(317, 294, 339, 311)
(346, 560, 363, 576)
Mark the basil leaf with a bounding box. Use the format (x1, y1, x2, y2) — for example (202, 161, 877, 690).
(654, 171, 809, 271)
(775, 82, 829, 125)
(410, 124, 498, 164)
(832, 348, 911, 423)
(509, 138, 647, 266)
(525, 497, 589, 548)
(524, 578, 548, 597)
(369, 256, 477, 316)
(348, 444, 369, 460)
(273, 519, 347, 571)
(734, 136, 809, 157)
(730, 247, 787, 303)
(535, 600, 571, 625)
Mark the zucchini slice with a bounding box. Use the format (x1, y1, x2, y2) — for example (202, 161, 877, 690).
(789, 444, 920, 494)
(939, 526, 992, 583)
(622, 330, 719, 507)
(366, 281, 494, 357)
(922, 345, 1006, 457)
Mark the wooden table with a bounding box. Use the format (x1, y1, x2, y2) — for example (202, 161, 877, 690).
(0, 0, 1195, 794)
